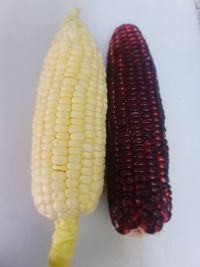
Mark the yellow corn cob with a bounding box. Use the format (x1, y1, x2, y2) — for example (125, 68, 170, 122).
(31, 9, 107, 267)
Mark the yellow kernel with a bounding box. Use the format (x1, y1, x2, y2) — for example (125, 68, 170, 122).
(60, 90, 73, 98)
(52, 155, 67, 165)
(71, 118, 83, 125)
(59, 97, 71, 105)
(82, 152, 93, 159)
(52, 181, 66, 191)
(68, 140, 82, 147)
(55, 118, 69, 126)
(40, 167, 52, 175)
(42, 135, 53, 144)
(57, 104, 71, 112)
(96, 101, 103, 108)
(85, 117, 94, 124)
(66, 170, 80, 179)
(79, 204, 86, 212)
(75, 84, 86, 91)
(40, 161, 51, 168)
(53, 139, 67, 147)
(53, 202, 68, 213)
(72, 104, 84, 112)
(56, 63, 66, 70)
(86, 97, 95, 105)
(68, 155, 81, 163)
(44, 114, 55, 123)
(42, 143, 53, 150)
(89, 192, 98, 201)
(66, 179, 79, 188)
(52, 165, 67, 171)
(72, 96, 84, 104)
(52, 192, 66, 201)
(95, 124, 103, 130)
(79, 175, 91, 184)
(44, 121, 55, 129)
(65, 189, 78, 198)
(69, 125, 82, 133)
(66, 199, 78, 209)
(47, 90, 58, 99)
(67, 163, 81, 170)
(32, 184, 42, 194)
(94, 158, 103, 165)
(74, 91, 85, 97)
(81, 167, 93, 176)
(46, 205, 57, 218)
(85, 110, 94, 118)
(84, 131, 94, 138)
(56, 110, 70, 118)
(41, 151, 51, 159)
(40, 175, 51, 184)
(55, 124, 68, 133)
(32, 168, 39, 176)
(86, 104, 95, 112)
(79, 184, 90, 193)
(68, 209, 79, 216)
(80, 68, 91, 76)
(95, 118, 103, 126)
(34, 195, 43, 205)
(84, 124, 94, 131)
(71, 111, 84, 118)
(69, 147, 82, 155)
(43, 195, 52, 204)
(70, 133, 84, 140)
(52, 147, 68, 155)
(86, 202, 96, 212)
(38, 204, 46, 214)
(94, 164, 104, 173)
(56, 132, 69, 140)
(63, 78, 76, 86)
(92, 171, 103, 180)
(79, 194, 89, 203)
(45, 108, 55, 115)
(94, 151, 104, 159)
(94, 144, 102, 152)
(91, 181, 102, 192)
(82, 143, 93, 152)
(46, 101, 57, 108)
(42, 184, 52, 194)
(86, 85, 95, 93)
(95, 137, 104, 145)
(82, 159, 93, 168)
(52, 171, 66, 180)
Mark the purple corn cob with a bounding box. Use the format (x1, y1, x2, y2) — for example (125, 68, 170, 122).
(106, 24, 172, 235)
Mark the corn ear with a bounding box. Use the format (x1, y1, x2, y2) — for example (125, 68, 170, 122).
(106, 24, 172, 235)
(31, 9, 107, 266)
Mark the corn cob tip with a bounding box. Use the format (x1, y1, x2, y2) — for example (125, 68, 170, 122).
(62, 8, 81, 27)
(113, 23, 140, 35)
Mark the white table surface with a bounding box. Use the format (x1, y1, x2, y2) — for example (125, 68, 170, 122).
(1, 0, 200, 266)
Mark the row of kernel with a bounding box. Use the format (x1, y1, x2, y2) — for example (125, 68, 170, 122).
(38, 32, 74, 215)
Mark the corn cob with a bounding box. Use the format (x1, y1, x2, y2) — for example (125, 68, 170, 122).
(106, 24, 172, 235)
(31, 9, 107, 266)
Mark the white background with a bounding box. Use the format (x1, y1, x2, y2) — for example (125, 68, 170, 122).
(1, 0, 200, 267)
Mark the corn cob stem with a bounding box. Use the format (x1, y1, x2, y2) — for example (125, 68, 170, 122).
(49, 218, 79, 267)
